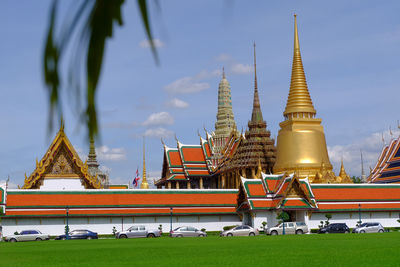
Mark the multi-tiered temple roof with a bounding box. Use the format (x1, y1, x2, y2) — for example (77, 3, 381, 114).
(219, 44, 276, 176)
(368, 137, 400, 183)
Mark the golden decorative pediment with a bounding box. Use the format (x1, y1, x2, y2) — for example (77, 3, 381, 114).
(22, 126, 102, 189)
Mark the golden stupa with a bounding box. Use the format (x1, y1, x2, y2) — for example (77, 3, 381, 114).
(274, 15, 333, 181)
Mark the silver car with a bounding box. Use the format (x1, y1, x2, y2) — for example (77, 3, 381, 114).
(352, 222, 384, 233)
(170, 226, 207, 237)
(4, 230, 50, 242)
(116, 225, 161, 238)
(220, 225, 259, 237)
(267, 222, 309, 235)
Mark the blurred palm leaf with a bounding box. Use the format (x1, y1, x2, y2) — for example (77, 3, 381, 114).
(43, 0, 158, 141)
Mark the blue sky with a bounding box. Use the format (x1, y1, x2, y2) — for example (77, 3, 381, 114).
(1, 1, 400, 187)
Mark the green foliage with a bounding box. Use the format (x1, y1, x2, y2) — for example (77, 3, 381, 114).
(223, 225, 237, 231)
(14, 231, 19, 235)
(351, 176, 362, 183)
(158, 224, 163, 232)
(397, 219, 400, 224)
(112, 226, 117, 236)
(43, 0, 158, 141)
(64, 225, 70, 236)
(201, 228, 206, 232)
(276, 211, 289, 224)
(318, 214, 332, 228)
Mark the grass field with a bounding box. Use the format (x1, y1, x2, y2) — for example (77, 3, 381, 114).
(0, 232, 399, 266)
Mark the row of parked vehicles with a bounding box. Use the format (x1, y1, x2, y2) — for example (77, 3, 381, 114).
(1, 221, 386, 242)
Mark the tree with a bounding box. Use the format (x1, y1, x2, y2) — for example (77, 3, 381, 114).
(351, 176, 362, 183)
(276, 211, 289, 224)
(43, 0, 158, 141)
(318, 213, 332, 229)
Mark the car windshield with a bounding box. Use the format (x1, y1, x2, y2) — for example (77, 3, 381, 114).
(360, 223, 367, 227)
(173, 227, 181, 231)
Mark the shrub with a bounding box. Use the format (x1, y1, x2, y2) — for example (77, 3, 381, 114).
(201, 228, 206, 232)
(261, 221, 267, 229)
(223, 225, 237, 231)
(158, 224, 163, 232)
(112, 226, 117, 236)
(14, 231, 19, 235)
(65, 225, 70, 236)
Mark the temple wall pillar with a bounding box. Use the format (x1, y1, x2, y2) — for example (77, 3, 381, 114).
(222, 176, 226, 189)
(187, 182, 191, 189)
(168, 181, 171, 189)
(176, 182, 180, 189)
(200, 177, 203, 189)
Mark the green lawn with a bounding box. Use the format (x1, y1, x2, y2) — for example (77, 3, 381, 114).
(0, 233, 399, 266)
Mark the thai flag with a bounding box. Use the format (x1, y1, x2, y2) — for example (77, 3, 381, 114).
(133, 168, 140, 188)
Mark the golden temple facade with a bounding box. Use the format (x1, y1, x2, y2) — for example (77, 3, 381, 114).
(22, 123, 108, 189)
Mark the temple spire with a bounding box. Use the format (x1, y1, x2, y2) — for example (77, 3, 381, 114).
(361, 149, 366, 182)
(251, 42, 263, 123)
(140, 137, 149, 189)
(222, 66, 226, 79)
(284, 14, 316, 118)
(87, 136, 99, 169)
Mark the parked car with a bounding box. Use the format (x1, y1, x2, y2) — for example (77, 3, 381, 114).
(352, 222, 385, 233)
(318, 223, 350, 234)
(116, 225, 161, 239)
(4, 230, 50, 242)
(55, 229, 98, 240)
(266, 222, 309, 235)
(170, 226, 207, 237)
(220, 225, 259, 237)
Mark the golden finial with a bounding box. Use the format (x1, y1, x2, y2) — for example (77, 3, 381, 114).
(284, 14, 316, 117)
(256, 158, 263, 178)
(141, 136, 149, 189)
(60, 117, 65, 132)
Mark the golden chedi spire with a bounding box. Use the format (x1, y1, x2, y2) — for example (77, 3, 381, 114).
(284, 14, 316, 118)
(338, 159, 352, 183)
(140, 137, 149, 189)
(274, 14, 333, 182)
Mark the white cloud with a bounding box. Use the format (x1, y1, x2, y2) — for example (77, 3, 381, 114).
(144, 127, 174, 138)
(165, 77, 210, 94)
(167, 98, 189, 109)
(215, 53, 233, 62)
(139, 38, 165, 48)
(143, 112, 174, 126)
(0, 180, 18, 189)
(327, 130, 399, 177)
(164, 69, 223, 95)
(97, 146, 127, 161)
(231, 63, 252, 74)
(215, 53, 252, 75)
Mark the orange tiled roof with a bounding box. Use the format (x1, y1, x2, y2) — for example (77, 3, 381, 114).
(4, 189, 238, 217)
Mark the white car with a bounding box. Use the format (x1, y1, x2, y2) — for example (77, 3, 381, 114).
(4, 230, 50, 242)
(266, 222, 309, 235)
(220, 225, 259, 237)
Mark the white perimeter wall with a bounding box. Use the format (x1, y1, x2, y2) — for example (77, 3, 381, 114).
(1, 215, 241, 236)
(308, 211, 400, 229)
(249, 210, 400, 230)
(40, 179, 85, 190)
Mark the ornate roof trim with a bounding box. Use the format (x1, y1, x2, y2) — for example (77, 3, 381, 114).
(22, 127, 102, 189)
